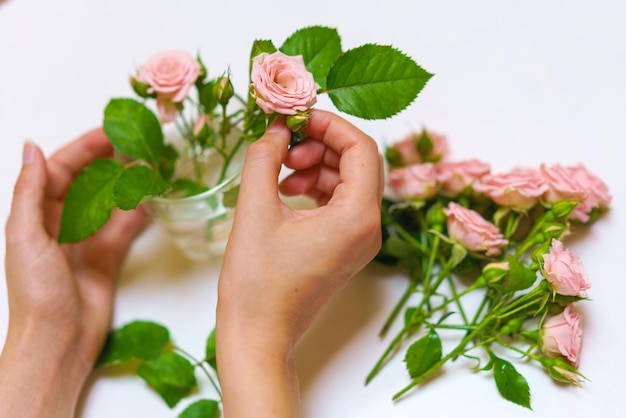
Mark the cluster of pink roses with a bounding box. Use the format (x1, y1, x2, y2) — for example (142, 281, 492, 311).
(383, 129, 611, 385)
(388, 129, 611, 223)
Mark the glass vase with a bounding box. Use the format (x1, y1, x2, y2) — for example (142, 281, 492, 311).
(145, 129, 247, 261)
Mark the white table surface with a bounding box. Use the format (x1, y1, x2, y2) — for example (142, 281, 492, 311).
(1, 0, 625, 417)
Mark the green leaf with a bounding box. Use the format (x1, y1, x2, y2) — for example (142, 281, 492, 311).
(199, 80, 218, 114)
(97, 320, 170, 367)
(223, 185, 240, 208)
(137, 352, 197, 408)
(178, 399, 220, 418)
(114, 166, 168, 210)
(58, 159, 124, 243)
(205, 328, 217, 371)
(103, 98, 164, 165)
(250, 39, 277, 61)
(417, 131, 434, 160)
(384, 236, 414, 258)
(506, 256, 537, 292)
(492, 355, 532, 410)
(326, 44, 432, 119)
(280, 25, 342, 89)
(159, 144, 179, 182)
(404, 330, 442, 379)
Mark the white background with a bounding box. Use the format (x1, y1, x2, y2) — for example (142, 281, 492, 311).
(1, 0, 625, 417)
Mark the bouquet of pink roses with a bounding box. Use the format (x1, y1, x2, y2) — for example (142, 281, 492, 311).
(367, 129, 611, 409)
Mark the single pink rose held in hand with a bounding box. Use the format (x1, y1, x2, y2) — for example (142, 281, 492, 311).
(541, 305, 583, 366)
(136, 49, 201, 122)
(443, 202, 507, 256)
(542, 238, 590, 297)
(251, 51, 319, 115)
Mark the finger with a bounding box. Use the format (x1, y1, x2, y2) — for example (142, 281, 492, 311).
(236, 119, 291, 213)
(284, 139, 340, 170)
(279, 165, 340, 198)
(5, 142, 49, 247)
(303, 110, 382, 207)
(46, 128, 114, 200)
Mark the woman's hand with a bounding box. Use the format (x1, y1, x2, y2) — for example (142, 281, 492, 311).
(217, 110, 384, 417)
(0, 129, 148, 417)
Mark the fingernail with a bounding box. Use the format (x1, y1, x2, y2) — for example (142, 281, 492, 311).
(22, 140, 37, 165)
(266, 118, 285, 133)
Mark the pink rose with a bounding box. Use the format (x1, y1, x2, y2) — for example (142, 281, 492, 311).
(251, 51, 319, 115)
(542, 238, 590, 297)
(540, 305, 583, 366)
(435, 159, 490, 196)
(473, 168, 547, 209)
(540, 163, 587, 205)
(389, 134, 422, 166)
(136, 49, 201, 122)
(390, 130, 449, 166)
(443, 202, 507, 256)
(565, 164, 611, 222)
(388, 163, 437, 200)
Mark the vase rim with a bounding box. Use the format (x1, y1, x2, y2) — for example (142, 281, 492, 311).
(148, 169, 240, 204)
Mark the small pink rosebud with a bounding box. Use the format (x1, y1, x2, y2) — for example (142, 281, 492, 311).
(213, 76, 235, 106)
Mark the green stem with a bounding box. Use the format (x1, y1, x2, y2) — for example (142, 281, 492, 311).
(365, 327, 410, 385)
(392, 315, 494, 400)
(379, 278, 418, 338)
(174, 346, 222, 401)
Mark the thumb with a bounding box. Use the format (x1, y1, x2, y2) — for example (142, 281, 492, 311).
(236, 119, 291, 212)
(6, 141, 49, 244)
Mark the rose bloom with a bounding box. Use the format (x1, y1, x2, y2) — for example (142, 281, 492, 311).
(251, 51, 318, 115)
(540, 163, 587, 205)
(137, 49, 201, 122)
(542, 238, 590, 297)
(473, 168, 547, 209)
(565, 164, 612, 222)
(443, 202, 507, 256)
(388, 163, 437, 200)
(435, 159, 490, 196)
(540, 305, 583, 366)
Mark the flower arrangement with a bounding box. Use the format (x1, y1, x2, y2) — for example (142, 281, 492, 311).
(367, 129, 611, 408)
(66, 26, 432, 417)
(57, 25, 432, 245)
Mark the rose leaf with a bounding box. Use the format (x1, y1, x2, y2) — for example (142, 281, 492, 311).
(326, 44, 433, 120)
(58, 158, 124, 243)
(103, 98, 164, 165)
(280, 25, 343, 89)
(113, 165, 168, 210)
(137, 352, 197, 408)
(97, 320, 171, 367)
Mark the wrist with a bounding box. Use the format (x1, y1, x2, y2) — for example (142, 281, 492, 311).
(0, 320, 91, 417)
(216, 305, 300, 418)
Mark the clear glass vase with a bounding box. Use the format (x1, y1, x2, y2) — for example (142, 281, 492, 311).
(145, 129, 247, 261)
